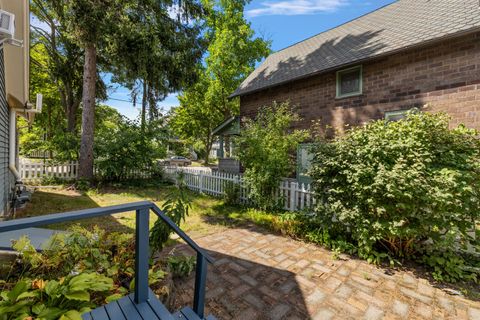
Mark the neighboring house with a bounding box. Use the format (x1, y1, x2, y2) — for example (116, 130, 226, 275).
(209, 141, 220, 161)
(0, 0, 42, 217)
(212, 116, 240, 173)
(231, 0, 480, 181)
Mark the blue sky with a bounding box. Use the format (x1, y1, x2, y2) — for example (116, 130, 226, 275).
(107, 0, 395, 119)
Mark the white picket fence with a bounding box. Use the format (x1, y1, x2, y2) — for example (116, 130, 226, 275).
(164, 166, 316, 212)
(19, 159, 79, 183)
(19, 159, 155, 183)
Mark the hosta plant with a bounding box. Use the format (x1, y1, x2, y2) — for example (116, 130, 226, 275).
(1, 227, 170, 319)
(0, 273, 113, 320)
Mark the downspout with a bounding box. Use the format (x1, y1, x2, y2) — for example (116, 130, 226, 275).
(9, 93, 43, 181)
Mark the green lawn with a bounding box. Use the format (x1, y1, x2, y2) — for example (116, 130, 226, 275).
(16, 183, 284, 246)
(17, 184, 238, 238)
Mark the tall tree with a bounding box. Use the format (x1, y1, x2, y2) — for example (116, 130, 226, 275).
(60, 0, 118, 179)
(30, 0, 85, 134)
(171, 0, 270, 163)
(61, 0, 206, 179)
(170, 72, 220, 162)
(20, 43, 77, 160)
(108, 1, 205, 130)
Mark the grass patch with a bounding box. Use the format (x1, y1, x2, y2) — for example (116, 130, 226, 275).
(17, 185, 231, 238)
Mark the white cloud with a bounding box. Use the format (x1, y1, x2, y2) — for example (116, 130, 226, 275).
(246, 0, 347, 17)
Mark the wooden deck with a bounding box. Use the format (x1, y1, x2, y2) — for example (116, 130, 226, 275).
(82, 289, 207, 320)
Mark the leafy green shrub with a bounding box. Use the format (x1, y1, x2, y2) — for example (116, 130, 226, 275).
(167, 255, 196, 278)
(223, 180, 241, 206)
(75, 178, 92, 191)
(94, 115, 167, 182)
(235, 102, 308, 210)
(150, 174, 192, 251)
(310, 111, 480, 281)
(40, 176, 74, 186)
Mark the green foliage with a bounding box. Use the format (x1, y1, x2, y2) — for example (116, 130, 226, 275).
(0, 273, 113, 320)
(423, 249, 477, 283)
(0, 227, 169, 319)
(32, 0, 206, 178)
(235, 102, 308, 210)
(150, 174, 192, 251)
(31, 0, 88, 134)
(223, 180, 241, 205)
(74, 178, 91, 191)
(171, 0, 270, 163)
(9, 228, 134, 282)
(168, 140, 190, 158)
(167, 255, 196, 278)
(94, 106, 167, 181)
(310, 111, 480, 281)
(19, 42, 80, 161)
(107, 0, 206, 125)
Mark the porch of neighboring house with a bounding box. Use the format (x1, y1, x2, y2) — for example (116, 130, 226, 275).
(212, 116, 241, 174)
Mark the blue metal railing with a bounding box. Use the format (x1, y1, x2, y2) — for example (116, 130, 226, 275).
(0, 201, 213, 319)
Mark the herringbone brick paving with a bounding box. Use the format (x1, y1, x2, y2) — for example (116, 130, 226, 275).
(173, 227, 480, 320)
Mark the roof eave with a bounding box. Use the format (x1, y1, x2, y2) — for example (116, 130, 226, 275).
(232, 26, 480, 98)
(212, 116, 237, 135)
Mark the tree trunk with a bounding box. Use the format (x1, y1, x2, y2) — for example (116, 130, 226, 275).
(78, 43, 97, 180)
(148, 83, 156, 122)
(66, 103, 78, 133)
(66, 85, 80, 134)
(204, 135, 212, 165)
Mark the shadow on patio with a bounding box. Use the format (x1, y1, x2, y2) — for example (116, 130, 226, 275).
(171, 244, 311, 319)
(168, 226, 480, 320)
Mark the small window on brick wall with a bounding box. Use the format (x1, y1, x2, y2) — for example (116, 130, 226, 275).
(336, 65, 362, 98)
(385, 108, 418, 122)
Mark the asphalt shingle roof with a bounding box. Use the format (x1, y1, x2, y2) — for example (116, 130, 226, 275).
(231, 0, 480, 97)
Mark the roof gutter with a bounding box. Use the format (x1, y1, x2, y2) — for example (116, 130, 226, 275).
(230, 27, 480, 99)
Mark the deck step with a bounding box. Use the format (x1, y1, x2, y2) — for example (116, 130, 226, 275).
(173, 307, 200, 320)
(173, 307, 216, 320)
(83, 289, 174, 320)
(82, 289, 216, 320)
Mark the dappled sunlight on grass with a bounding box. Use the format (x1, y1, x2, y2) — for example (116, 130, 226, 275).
(17, 185, 234, 237)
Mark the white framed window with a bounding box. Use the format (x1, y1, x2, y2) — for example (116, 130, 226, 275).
(336, 65, 362, 98)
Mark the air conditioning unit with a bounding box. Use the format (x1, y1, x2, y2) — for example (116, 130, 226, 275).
(0, 10, 15, 40)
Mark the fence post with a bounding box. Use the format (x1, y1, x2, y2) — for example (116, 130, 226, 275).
(290, 181, 297, 211)
(199, 172, 204, 193)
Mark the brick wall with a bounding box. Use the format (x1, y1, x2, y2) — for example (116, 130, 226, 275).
(240, 31, 480, 134)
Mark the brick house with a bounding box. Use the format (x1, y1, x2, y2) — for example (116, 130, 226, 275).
(228, 0, 480, 181)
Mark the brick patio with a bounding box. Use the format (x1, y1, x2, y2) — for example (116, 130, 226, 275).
(172, 227, 480, 320)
